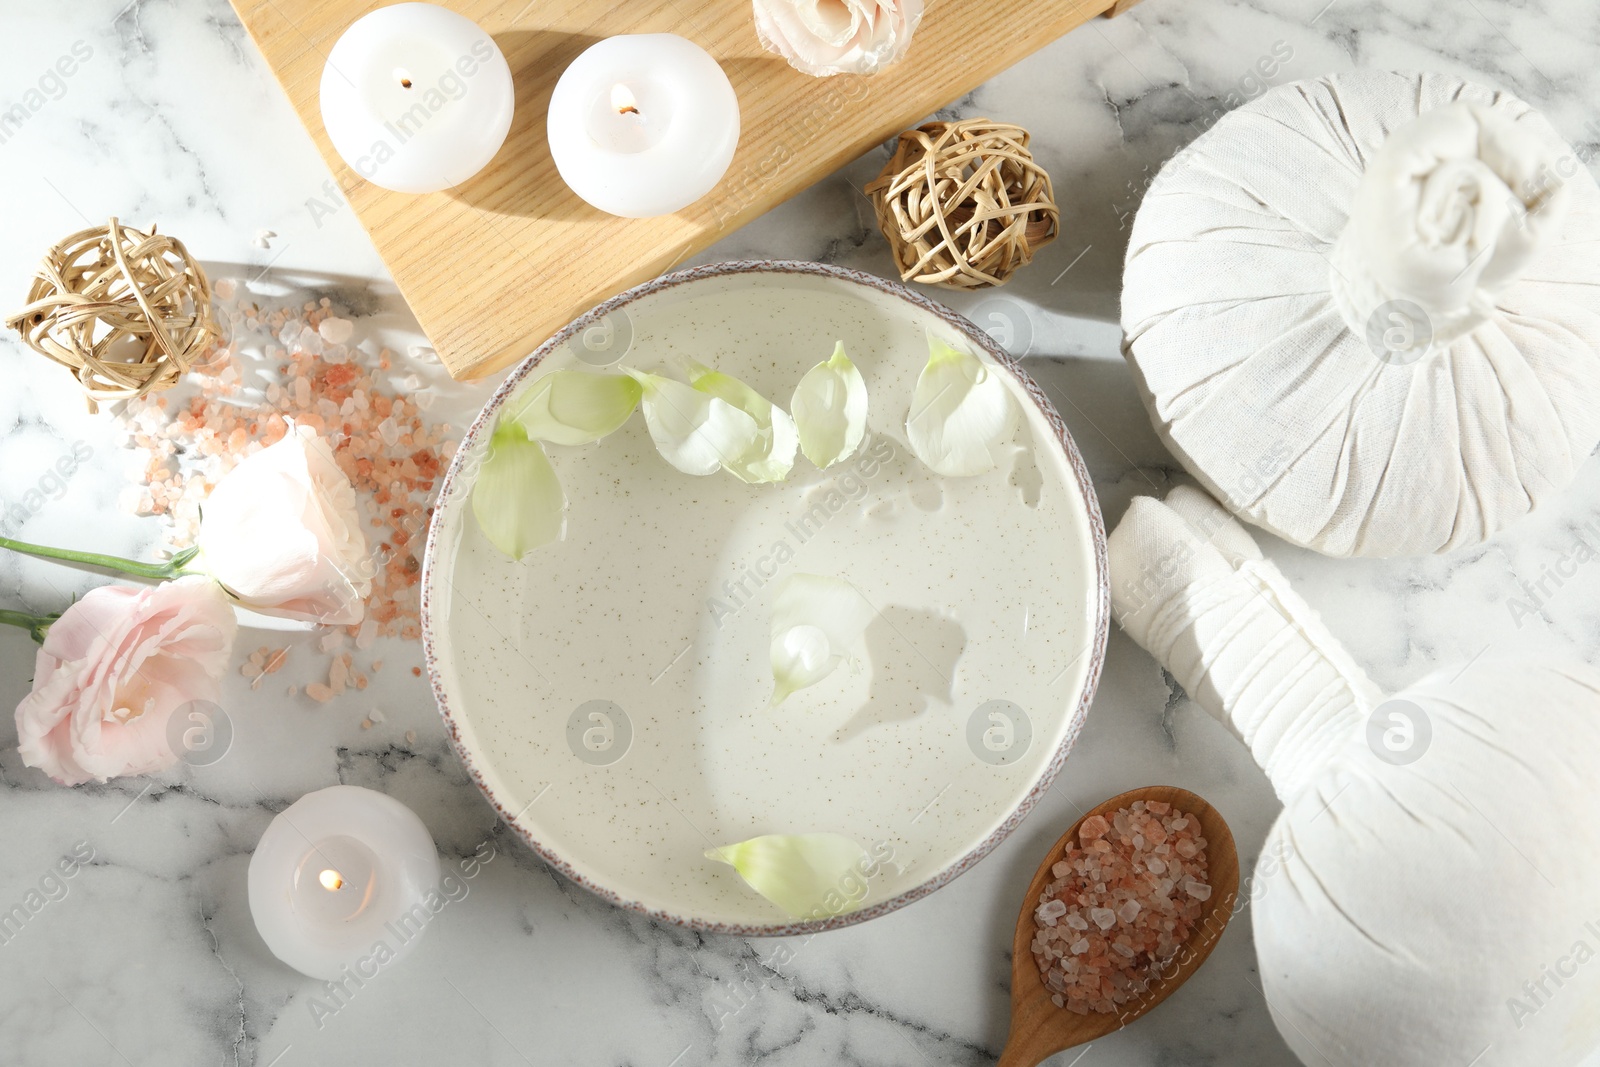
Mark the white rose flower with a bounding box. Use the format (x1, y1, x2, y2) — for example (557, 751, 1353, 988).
(197, 425, 373, 626)
(752, 0, 923, 77)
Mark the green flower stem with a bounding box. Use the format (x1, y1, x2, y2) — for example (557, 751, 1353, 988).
(0, 608, 57, 644)
(0, 535, 199, 581)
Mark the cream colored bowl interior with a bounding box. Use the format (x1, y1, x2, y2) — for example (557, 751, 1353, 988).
(424, 267, 1103, 930)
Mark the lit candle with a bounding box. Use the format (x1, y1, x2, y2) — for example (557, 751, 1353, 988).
(319, 2, 515, 194)
(248, 785, 440, 980)
(547, 34, 740, 218)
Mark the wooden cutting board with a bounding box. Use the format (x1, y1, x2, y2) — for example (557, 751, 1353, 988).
(230, 0, 1133, 380)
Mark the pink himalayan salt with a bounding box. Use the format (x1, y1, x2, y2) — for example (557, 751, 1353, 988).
(113, 288, 452, 704)
(1030, 801, 1211, 1015)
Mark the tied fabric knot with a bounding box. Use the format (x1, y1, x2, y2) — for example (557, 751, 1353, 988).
(1329, 102, 1573, 355)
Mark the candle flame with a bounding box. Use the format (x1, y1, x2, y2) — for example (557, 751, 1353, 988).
(611, 83, 640, 116)
(318, 868, 344, 891)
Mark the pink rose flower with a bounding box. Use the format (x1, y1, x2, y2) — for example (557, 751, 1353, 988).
(752, 0, 923, 77)
(15, 576, 237, 786)
(197, 425, 372, 626)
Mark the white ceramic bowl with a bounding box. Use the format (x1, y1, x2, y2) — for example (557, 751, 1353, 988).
(422, 262, 1108, 933)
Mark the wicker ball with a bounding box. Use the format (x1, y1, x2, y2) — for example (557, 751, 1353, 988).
(6, 218, 221, 413)
(865, 118, 1059, 290)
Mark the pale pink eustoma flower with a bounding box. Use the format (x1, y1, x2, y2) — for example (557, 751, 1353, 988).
(15, 576, 237, 786)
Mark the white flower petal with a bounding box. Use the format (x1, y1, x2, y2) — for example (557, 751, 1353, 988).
(770, 573, 874, 705)
(627, 368, 761, 476)
(689, 364, 799, 483)
(506, 370, 641, 446)
(905, 335, 1019, 477)
(471, 425, 565, 559)
(791, 341, 869, 468)
(705, 832, 871, 918)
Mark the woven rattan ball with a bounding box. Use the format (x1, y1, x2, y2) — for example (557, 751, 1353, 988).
(6, 218, 221, 413)
(865, 118, 1059, 290)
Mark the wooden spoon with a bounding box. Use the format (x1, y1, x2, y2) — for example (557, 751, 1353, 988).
(997, 786, 1240, 1067)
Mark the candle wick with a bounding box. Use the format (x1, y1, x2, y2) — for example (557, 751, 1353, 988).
(401, 78, 413, 89)
(618, 104, 640, 116)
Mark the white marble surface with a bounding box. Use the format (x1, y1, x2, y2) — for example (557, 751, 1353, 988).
(2, 0, 1599, 1064)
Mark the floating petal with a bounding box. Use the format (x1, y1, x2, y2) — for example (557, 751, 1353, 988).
(770, 573, 874, 705)
(791, 341, 869, 468)
(506, 370, 641, 446)
(689, 364, 799, 483)
(905, 335, 1018, 476)
(705, 833, 871, 918)
(471, 423, 565, 558)
(627, 368, 761, 476)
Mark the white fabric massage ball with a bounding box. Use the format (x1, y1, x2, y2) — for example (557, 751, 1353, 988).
(1121, 69, 1600, 557)
(1109, 485, 1600, 1066)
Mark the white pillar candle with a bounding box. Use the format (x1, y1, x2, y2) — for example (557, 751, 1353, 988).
(248, 785, 440, 980)
(547, 34, 740, 218)
(319, 2, 515, 194)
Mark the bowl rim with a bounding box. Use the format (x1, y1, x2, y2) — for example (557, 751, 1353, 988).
(420, 259, 1111, 935)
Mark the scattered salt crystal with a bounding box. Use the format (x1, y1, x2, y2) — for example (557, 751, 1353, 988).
(404, 729, 417, 744)
(253, 229, 276, 249)
(1184, 881, 1212, 901)
(306, 682, 335, 703)
(369, 707, 386, 724)
(319, 317, 355, 345)
(1113, 942, 1136, 959)
(1070, 938, 1090, 955)
(1035, 900, 1067, 925)
(1117, 900, 1140, 923)
(1146, 801, 1170, 815)
(1090, 908, 1117, 930)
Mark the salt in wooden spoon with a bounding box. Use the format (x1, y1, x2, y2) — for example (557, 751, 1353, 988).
(998, 785, 1240, 1067)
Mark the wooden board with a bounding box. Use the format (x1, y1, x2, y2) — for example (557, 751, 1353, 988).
(231, 0, 1126, 379)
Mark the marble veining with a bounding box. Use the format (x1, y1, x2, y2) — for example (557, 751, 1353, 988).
(1, 0, 1598, 1064)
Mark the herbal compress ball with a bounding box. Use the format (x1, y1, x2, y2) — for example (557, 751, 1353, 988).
(1109, 486, 1600, 1066)
(1121, 70, 1600, 557)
